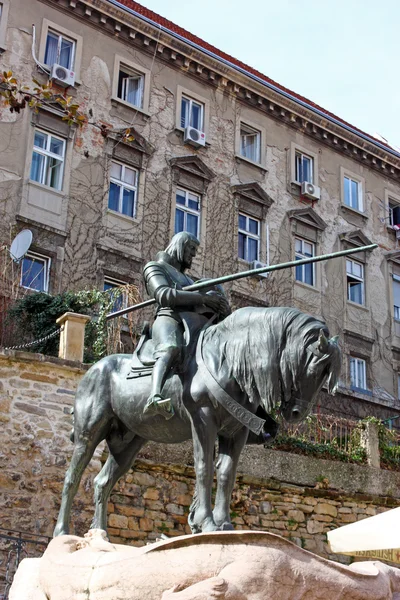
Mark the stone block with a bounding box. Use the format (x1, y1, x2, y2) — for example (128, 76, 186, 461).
(166, 503, 184, 515)
(143, 488, 159, 501)
(339, 513, 356, 523)
(131, 472, 156, 487)
(314, 503, 337, 517)
(287, 510, 305, 523)
(139, 517, 154, 531)
(259, 501, 271, 514)
(307, 519, 324, 534)
(109, 514, 128, 529)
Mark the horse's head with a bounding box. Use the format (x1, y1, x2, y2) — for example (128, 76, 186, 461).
(281, 329, 341, 424)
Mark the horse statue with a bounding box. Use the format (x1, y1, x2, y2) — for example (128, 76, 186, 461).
(53, 306, 341, 537)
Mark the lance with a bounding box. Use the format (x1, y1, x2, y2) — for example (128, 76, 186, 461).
(106, 243, 378, 320)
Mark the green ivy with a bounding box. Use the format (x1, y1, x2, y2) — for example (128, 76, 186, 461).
(6, 287, 123, 362)
(272, 434, 366, 464)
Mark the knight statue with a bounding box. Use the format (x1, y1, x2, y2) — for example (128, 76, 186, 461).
(143, 231, 231, 418)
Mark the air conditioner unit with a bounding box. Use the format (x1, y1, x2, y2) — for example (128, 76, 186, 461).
(50, 63, 75, 87)
(184, 126, 206, 148)
(301, 181, 320, 200)
(251, 260, 269, 278)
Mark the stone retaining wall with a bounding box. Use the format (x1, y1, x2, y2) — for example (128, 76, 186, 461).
(1, 350, 399, 564)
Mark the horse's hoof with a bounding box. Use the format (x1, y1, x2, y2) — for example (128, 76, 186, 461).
(220, 522, 234, 531)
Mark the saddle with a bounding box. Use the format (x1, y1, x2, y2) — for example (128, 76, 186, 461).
(127, 312, 211, 380)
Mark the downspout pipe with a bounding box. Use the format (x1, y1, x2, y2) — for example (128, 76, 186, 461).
(107, 0, 400, 161)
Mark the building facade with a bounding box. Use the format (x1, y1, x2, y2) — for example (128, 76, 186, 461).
(1, 0, 400, 425)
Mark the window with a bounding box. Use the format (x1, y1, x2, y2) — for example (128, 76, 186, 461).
(180, 95, 204, 131)
(388, 199, 400, 228)
(175, 188, 201, 238)
(240, 124, 261, 163)
(30, 129, 66, 191)
(238, 214, 260, 262)
(104, 277, 127, 314)
(398, 374, 400, 401)
(295, 238, 315, 286)
(393, 275, 400, 320)
(346, 259, 364, 305)
(21, 252, 50, 292)
(349, 356, 367, 391)
(344, 175, 363, 212)
(44, 30, 75, 69)
(108, 161, 138, 218)
(295, 150, 313, 184)
(117, 65, 144, 108)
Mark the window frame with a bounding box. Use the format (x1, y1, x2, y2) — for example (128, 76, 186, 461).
(108, 160, 139, 219)
(393, 274, 400, 321)
(174, 187, 201, 238)
(340, 167, 365, 214)
(117, 65, 144, 109)
(290, 142, 318, 187)
(384, 189, 400, 229)
(175, 86, 210, 138)
(20, 252, 51, 293)
(44, 29, 76, 70)
(112, 55, 151, 114)
(103, 276, 128, 316)
(239, 123, 261, 164)
(30, 128, 66, 191)
(349, 356, 367, 391)
(180, 94, 204, 132)
(238, 213, 260, 263)
(39, 19, 83, 82)
(295, 237, 315, 286)
(346, 258, 365, 306)
(295, 150, 314, 184)
(0, 0, 10, 50)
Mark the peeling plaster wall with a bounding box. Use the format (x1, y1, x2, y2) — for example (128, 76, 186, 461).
(1, 0, 400, 417)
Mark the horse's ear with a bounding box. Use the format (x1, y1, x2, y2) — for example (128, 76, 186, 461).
(318, 329, 329, 354)
(330, 335, 339, 345)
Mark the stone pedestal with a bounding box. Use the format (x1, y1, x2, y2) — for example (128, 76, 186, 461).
(56, 312, 91, 363)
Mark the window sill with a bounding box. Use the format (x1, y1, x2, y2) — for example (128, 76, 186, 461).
(340, 204, 367, 219)
(28, 180, 65, 197)
(346, 300, 369, 312)
(294, 280, 319, 293)
(235, 155, 267, 173)
(107, 209, 138, 224)
(350, 386, 372, 397)
(111, 97, 150, 118)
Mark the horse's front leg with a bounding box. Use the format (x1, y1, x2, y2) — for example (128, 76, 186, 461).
(213, 427, 249, 530)
(188, 407, 218, 533)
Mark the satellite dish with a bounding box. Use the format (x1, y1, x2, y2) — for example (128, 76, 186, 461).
(9, 229, 33, 263)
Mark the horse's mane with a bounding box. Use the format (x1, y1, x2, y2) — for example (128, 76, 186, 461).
(206, 307, 339, 413)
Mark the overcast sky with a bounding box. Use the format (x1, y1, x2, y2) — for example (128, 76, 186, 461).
(138, 0, 398, 147)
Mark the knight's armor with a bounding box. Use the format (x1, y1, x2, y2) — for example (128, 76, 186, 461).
(143, 251, 206, 418)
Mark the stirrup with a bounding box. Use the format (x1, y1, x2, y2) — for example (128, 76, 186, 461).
(144, 394, 174, 420)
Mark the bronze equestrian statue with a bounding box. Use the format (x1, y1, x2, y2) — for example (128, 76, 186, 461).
(53, 233, 342, 537)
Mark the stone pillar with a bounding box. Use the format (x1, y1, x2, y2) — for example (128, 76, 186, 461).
(361, 421, 380, 469)
(56, 312, 91, 363)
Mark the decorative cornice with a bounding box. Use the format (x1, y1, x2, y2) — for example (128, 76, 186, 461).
(39, 0, 400, 182)
(169, 155, 215, 180)
(287, 207, 327, 231)
(231, 182, 273, 208)
(339, 229, 374, 248)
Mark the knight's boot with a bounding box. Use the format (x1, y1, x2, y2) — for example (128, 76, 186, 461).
(144, 394, 174, 419)
(144, 353, 175, 420)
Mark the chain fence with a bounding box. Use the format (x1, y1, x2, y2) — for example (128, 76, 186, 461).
(2, 326, 62, 351)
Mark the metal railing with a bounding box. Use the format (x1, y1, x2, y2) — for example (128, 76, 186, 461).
(0, 529, 50, 599)
(279, 413, 361, 454)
